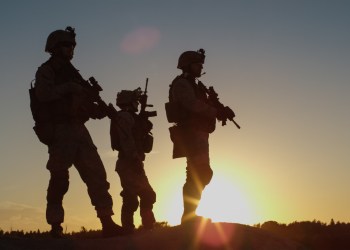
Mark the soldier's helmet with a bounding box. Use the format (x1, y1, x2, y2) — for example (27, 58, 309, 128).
(177, 48, 205, 69)
(45, 26, 76, 53)
(116, 89, 141, 108)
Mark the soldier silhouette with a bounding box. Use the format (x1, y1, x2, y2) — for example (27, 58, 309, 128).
(110, 89, 156, 233)
(31, 26, 125, 238)
(166, 49, 239, 224)
(166, 49, 217, 224)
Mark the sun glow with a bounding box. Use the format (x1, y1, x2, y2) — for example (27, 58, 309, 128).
(162, 171, 258, 226)
(196, 173, 257, 225)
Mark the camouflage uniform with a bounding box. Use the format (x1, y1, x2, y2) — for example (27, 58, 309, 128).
(35, 57, 114, 226)
(110, 110, 156, 231)
(170, 73, 216, 222)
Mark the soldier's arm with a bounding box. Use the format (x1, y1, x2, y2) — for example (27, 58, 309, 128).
(88, 102, 107, 120)
(172, 78, 216, 119)
(115, 112, 138, 158)
(34, 64, 83, 102)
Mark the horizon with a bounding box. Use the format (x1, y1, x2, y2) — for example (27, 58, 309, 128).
(1, 218, 349, 234)
(1, 1, 350, 233)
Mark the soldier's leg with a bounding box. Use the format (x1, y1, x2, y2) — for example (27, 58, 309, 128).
(138, 172, 156, 229)
(46, 169, 69, 237)
(182, 152, 213, 223)
(116, 158, 140, 232)
(45, 135, 75, 238)
(120, 190, 139, 231)
(74, 146, 113, 216)
(74, 146, 124, 237)
(140, 188, 156, 229)
(139, 189, 156, 229)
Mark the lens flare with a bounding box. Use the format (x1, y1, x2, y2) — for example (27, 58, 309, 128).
(120, 27, 161, 54)
(197, 173, 257, 224)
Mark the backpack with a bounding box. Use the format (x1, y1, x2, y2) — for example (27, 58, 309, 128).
(29, 80, 55, 145)
(110, 113, 122, 151)
(110, 111, 154, 153)
(29, 80, 51, 123)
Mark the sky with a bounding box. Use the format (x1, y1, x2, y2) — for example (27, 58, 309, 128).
(0, 0, 349, 232)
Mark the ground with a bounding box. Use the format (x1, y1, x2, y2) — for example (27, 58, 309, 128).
(0, 222, 306, 250)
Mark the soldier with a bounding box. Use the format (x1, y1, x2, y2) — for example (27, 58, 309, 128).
(110, 89, 156, 233)
(166, 49, 217, 224)
(32, 27, 124, 238)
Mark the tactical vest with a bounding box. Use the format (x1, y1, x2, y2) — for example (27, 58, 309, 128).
(166, 75, 209, 124)
(30, 58, 91, 124)
(110, 111, 153, 159)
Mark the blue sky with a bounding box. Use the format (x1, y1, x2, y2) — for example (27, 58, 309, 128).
(0, 0, 350, 232)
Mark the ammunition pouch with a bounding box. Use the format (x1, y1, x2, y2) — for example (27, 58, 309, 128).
(143, 133, 154, 153)
(33, 122, 55, 146)
(169, 125, 186, 158)
(165, 101, 187, 123)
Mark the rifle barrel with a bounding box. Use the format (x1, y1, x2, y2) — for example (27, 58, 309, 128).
(145, 78, 149, 93)
(231, 119, 241, 129)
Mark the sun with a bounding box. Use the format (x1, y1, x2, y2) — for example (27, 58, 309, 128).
(161, 168, 258, 226)
(196, 173, 257, 224)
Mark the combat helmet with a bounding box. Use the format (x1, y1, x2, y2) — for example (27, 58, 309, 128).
(45, 26, 76, 53)
(116, 88, 141, 108)
(177, 48, 205, 70)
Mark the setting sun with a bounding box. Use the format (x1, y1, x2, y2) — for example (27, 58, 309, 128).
(196, 172, 257, 225)
(161, 169, 258, 226)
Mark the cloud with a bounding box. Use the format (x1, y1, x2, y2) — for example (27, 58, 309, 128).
(0, 201, 100, 232)
(0, 201, 45, 231)
(120, 27, 161, 54)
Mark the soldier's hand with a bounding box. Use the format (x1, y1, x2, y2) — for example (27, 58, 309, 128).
(66, 82, 84, 94)
(217, 108, 226, 121)
(224, 106, 235, 120)
(88, 89, 100, 102)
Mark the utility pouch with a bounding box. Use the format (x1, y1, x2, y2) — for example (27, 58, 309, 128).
(143, 133, 154, 153)
(169, 125, 186, 158)
(33, 123, 55, 146)
(165, 101, 187, 123)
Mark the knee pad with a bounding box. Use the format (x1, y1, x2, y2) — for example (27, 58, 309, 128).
(147, 190, 156, 205)
(140, 190, 156, 209)
(48, 170, 69, 198)
(200, 167, 213, 186)
(121, 191, 139, 212)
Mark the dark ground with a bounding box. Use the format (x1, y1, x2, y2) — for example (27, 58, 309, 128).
(0, 222, 306, 250)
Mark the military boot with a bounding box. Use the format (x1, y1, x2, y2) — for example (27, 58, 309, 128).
(140, 209, 156, 230)
(50, 223, 64, 238)
(121, 210, 135, 234)
(100, 216, 126, 238)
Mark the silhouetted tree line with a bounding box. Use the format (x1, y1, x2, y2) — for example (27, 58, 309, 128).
(0, 221, 169, 239)
(255, 219, 350, 250)
(1, 220, 350, 249)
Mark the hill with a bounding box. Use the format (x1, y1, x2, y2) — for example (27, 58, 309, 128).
(0, 221, 305, 250)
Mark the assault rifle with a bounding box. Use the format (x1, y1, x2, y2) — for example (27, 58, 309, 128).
(85, 77, 118, 119)
(198, 81, 240, 129)
(138, 78, 157, 119)
(81, 76, 105, 103)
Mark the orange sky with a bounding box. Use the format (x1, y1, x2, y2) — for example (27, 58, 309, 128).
(1, 1, 350, 232)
